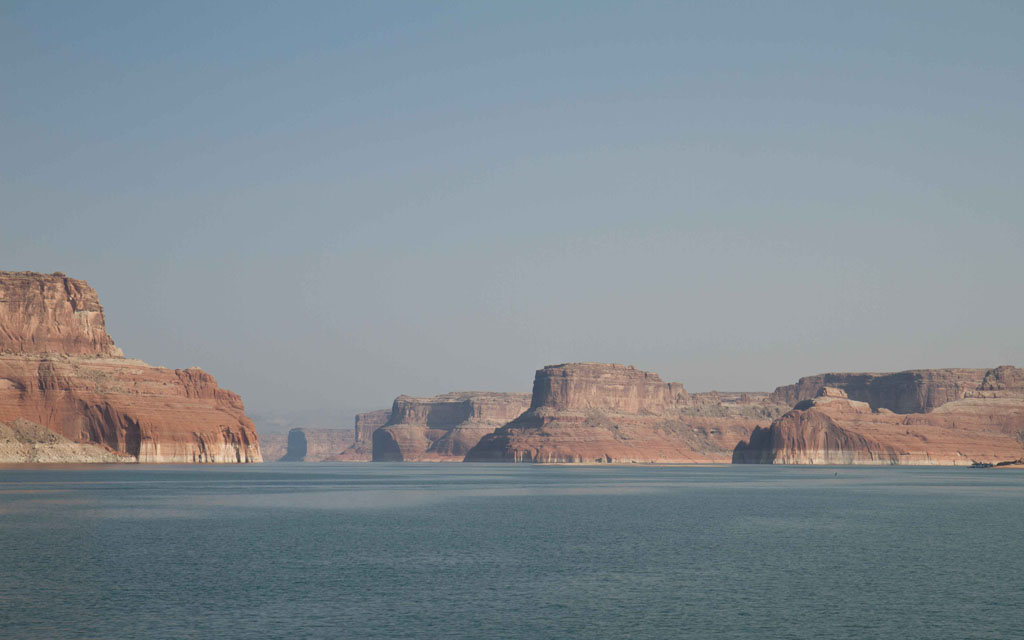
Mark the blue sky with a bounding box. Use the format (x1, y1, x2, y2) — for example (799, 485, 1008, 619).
(2, 1, 1022, 421)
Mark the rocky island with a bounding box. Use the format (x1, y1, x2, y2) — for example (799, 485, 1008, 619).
(465, 363, 789, 463)
(0, 271, 261, 463)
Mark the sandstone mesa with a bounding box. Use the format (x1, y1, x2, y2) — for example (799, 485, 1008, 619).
(735, 368, 1024, 465)
(372, 392, 532, 462)
(465, 363, 789, 463)
(0, 271, 260, 463)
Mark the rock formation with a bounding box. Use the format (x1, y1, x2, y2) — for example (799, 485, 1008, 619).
(330, 409, 391, 461)
(768, 368, 994, 413)
(0, 271, 123, 357)
(0, 271, 261, 463)
(257, 433, 289, 462)
(465, 363, 789, 463)
(279, 427, 354, 462)
(372, 392, 531, 462)
(0, 418, 129, 463)
(736, 369, 1024, 464)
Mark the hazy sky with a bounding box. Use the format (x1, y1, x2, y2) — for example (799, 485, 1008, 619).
(3, 2, 1022, 423)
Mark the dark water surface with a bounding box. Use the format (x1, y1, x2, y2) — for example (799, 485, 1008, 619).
(0, 464, 1021, 639)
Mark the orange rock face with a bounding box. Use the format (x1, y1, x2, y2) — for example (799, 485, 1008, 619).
(372, 392, 531, 461)
(736, 371, 1024, 465)
(0, 271, 123, 357)
(0, 271, 260, 463)
(465, 363, 789, 463)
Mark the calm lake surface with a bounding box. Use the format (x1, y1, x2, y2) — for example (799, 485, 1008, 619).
(1, 464, 1021, 639)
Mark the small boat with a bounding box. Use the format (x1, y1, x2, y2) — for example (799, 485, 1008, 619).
(969, 461, 994, 468)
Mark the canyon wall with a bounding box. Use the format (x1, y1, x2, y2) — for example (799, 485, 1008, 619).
(736, 372, 1024, 465)
(768, 368, 993, 413)
(331, 409, 391, 461)
(279, 427, 354, 462)
(0, 271, 261, 463)
(372, 392, 531, 461)
(465, 363, 789, 463)
(258, 433, 289, 462)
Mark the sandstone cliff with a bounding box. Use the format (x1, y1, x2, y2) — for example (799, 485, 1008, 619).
(0, 418, 129, 463)
(768, 368, 998, 413)
(736, 376, 1024, 465)
(330, 409, 391, 461)
(0, 271, 261, 463)
(279, 427, 354, 462)
(0, 271, 123, 357)
(465, 363, 789, 463)
(372, 392, 531, 461)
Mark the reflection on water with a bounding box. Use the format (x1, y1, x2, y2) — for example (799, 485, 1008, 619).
(1, 464, 1022, 639)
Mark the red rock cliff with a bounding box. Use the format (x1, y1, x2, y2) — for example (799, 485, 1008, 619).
(530, 363, 689, 413)
(0, 271, 123, 357)
(736, 374, 1024, 465)
(769, 368, 993, 413)
(465, 363, 789, 463)
(0, 271, 261, 463)
(372, 392, 531, 462)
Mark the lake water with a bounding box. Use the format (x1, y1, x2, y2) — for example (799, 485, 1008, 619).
(0, 464, 1021, 639)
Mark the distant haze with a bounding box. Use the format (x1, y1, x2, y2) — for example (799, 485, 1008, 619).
(3, 2, 1022, 425)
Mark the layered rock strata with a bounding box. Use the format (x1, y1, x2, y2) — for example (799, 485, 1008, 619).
(465, 363, 789, 463)
(372, 393, 531, 462)
(769, 368, 996, 413)
(331, 409, 391, 461)
(257, 433, 289, 462)
(735, 373, 1024, 465)
(0, 418, 129, 463)
(279, 427, 354, 462)
(0, 271, 261, 463)
(0, 271, 123, 357)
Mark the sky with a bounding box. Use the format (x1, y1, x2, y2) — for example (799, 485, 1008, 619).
(2, 1, 1022, 426)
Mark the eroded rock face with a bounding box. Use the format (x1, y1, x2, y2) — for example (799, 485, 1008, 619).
(331, 409, 391, 461)
(768, 368, 1000, 413)
(0, 271, 261, 463)
(279, 427, 354, 462)
(0, 418, 129, 463)
(532, 363, 689, 413)
(356, 409, 391, 440)
(465, 363, 789, 463)
(0, 271, 123, 357)
(736, 376, 1024, 465)
(372, 392, 531, 461)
